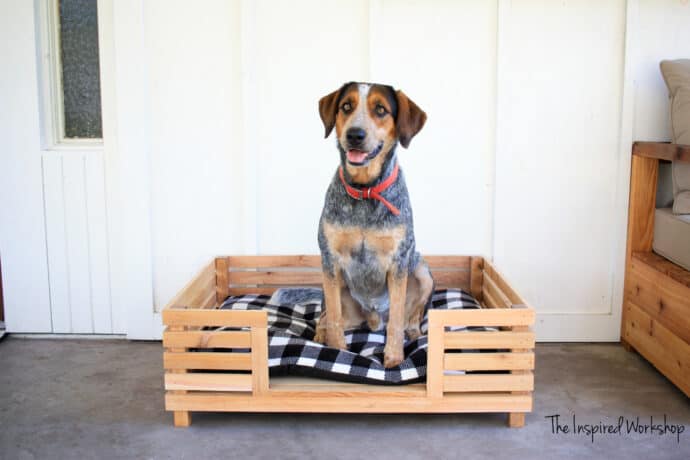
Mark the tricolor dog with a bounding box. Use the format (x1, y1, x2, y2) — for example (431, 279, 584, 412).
(314, 82, 434, 368)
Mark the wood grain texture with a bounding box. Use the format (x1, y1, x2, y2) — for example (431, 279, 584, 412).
(215, 257, 229, 303)
(165, 392, 532, 413)
(623, 300, 689, 397)
(470, 256, 484, 301)
(632, 142, 690, 163)
(483, 260, 529, 306)
(625, 255, 690, 343)
(443, 374, 534, 392)
(161, 254, 534, 426)
(633, 252, 690, 289)
(444, 331, 535, 349)
(163, 329, 251, 348)
(165, 373, 252, 392)
(163, 352, 252, 371)
(162, 309, 267, 327)
(444, 352, 535, 371)
(428, 308, 535, 327)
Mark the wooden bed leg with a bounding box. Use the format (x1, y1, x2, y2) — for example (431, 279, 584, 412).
(508, 412, 525, 428)
(174, 411, 191, 427)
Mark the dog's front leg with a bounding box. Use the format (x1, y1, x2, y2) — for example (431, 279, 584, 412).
(384, 270, 408, 368)
(316, 269, 348, 350)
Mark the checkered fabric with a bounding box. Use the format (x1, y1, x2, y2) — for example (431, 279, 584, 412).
(217, 288, 493, 385)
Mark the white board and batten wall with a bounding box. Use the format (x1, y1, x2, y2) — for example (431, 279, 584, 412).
(1, 0, 689, 340)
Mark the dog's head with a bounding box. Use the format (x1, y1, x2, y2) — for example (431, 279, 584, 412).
(319, 82, 426, 180)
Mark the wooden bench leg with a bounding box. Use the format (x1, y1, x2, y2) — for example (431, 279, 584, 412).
(508, 412, 525, 428)
(621, 338, 634, 353)
(174, 411, 191, 427)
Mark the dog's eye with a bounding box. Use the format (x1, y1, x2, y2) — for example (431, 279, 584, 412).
(375, 104, 388, 117)
(341, 102, 352, 113)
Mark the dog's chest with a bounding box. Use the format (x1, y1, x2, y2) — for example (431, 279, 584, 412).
(322, 222, 405, 269)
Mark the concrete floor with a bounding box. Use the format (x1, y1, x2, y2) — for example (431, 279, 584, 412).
(0, 339, 688, 460)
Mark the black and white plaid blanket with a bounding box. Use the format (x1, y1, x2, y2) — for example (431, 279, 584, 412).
(216, 288, 491, 384)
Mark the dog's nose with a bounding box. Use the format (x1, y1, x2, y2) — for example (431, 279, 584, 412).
(346, 127, 366, 145)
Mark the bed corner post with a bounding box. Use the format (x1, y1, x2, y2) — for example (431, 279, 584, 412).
(426, 310, 444, 399)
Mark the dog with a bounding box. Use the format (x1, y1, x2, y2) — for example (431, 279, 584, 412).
(314, 82, 434, 368)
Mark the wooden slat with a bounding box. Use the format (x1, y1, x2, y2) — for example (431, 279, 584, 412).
(164, 261, 216, 309)
(626, 155, 658, 256)
(162, 309, 267, 327)
(482, 286, 500, 308)
(229, 270, 322, 285)
(430, 270, 470, 288)
(187, 272, 218, 307)
(444, 374, 534, 392)
(166, 392, 532, 413)
(251, 327, 269, 396)
(623, 300, 690, 396)
(165, 373, 252, 392)
(163, 329, 251, 348)
(482, 260, 528, 306)
(424, 255, 471, 269)
(227, 287, 283, 295)
(227, 255, 322, 268)
(270, 377, 426, 395)
(632, 141, 690, 163)
(621, 152, 659, 348)
(164, 352, 252, 370)
(470, 256, 484, 301)
(445, 352, 535, 371)
(426, 320, 444, 398)
(625, 255, 690, 343)
(215, 257, 229, 303)
(482, 271, 511, 308)
(201, 290, 217, 309)
(429, 308, 535, 327)
(444, 331, 535, 349)
(633, 252, 690, 289)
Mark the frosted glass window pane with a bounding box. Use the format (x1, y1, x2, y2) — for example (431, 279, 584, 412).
(59, 0, 102, 139)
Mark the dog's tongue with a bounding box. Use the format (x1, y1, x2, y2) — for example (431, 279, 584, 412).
(347, 150, 368, 163)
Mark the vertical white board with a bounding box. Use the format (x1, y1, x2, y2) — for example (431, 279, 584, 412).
(250, 0, 370, 254)
(84, 154, 113, 333)
(494, 0, 626, 339)
(0, 0, 52, 332)
(142, 0, 244, 311)
(42, 155, 71, 332)
(62, 155, 94, 333)
(369, 0, 497, 256)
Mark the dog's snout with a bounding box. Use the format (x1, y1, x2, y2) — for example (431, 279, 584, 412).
(346, 127, 366, 145)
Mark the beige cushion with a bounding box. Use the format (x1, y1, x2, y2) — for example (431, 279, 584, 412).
(674, 191, 690, 215)
(660, 60, 690, 214)
(653, 208, 690, 272)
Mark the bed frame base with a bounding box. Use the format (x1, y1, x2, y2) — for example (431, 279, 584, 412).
(162, 255, 536, 428)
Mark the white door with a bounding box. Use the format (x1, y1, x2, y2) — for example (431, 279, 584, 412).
(0, 0, 157, 338)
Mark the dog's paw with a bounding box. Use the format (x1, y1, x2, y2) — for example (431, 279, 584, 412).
(405, 327, 422, 341)
(313, 326, 327, 344)
(326, 331, 348, 350)
(383, 345, 404, 368)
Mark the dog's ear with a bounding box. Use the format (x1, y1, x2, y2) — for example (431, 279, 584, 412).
(395, 90, 427, 148)
(318, 85, 345, 138)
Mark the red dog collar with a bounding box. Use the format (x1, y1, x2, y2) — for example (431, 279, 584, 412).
(338, 163, 401, 216)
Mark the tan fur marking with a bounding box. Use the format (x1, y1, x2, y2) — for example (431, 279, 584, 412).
(322, 222, 405, 269)
(384, 270, 408, 368)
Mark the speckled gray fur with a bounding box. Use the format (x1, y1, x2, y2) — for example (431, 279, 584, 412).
(317, 142, 421, 314)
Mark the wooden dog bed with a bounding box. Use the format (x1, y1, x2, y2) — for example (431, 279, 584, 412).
(162, 255, 535, 427)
